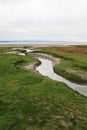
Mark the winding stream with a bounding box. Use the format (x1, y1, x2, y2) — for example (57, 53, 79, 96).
(36, 58, 87, 97)
(16, 48, 87, 97)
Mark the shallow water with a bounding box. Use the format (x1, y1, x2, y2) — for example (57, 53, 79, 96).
(25, 49, 33, 53)
(36, 58, 87, 97)
(18, 49, 33, 56)
(18, 53, 25, 56)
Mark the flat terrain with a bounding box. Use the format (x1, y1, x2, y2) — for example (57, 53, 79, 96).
(0, 42, 87, 47)
(0, 46, 87, 130)
(36, 46, 87, 84)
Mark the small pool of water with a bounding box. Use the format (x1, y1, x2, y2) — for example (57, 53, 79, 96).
(18, 49, 33, 56)
(25, 49, 33, 53)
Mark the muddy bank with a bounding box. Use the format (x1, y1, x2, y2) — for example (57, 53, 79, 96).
(25, 53, 60, 72)
(25, 62, 39, 72)
(30, 53, 60, 66)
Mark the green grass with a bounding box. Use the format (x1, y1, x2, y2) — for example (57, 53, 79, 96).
(0, 47, 11, 54)
(0, 47, 87, 130)
(36, 46, 87, 84)
(75, 45, 87, 48)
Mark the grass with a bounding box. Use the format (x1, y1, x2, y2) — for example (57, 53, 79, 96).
(0, 47, 87, 130)
(0, 47, 11, 54)
(36, 46, 87, 84)
(75, 45, 87, 48)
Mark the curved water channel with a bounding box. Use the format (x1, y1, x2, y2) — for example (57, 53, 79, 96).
(36, 58, 87, 97)
(16, 48, 87, 97)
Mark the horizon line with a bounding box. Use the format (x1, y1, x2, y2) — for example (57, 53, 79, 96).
(0, 40, 87, 43)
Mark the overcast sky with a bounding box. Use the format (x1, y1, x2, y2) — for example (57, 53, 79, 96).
(0, 0, 87, 41)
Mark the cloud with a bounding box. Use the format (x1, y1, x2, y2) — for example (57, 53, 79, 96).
(0, 0, 87, 41)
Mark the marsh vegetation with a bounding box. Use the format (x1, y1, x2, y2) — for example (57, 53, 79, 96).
(36, 46, 87, 84)
(0, 46, 87, 130)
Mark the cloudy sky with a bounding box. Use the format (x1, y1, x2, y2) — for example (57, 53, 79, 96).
(0, 0, 87, 41)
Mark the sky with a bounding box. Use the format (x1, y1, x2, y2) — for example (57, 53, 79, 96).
(0, 0, 87, 42)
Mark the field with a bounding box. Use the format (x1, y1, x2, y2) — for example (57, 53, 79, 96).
(36, 46, 87, 84)
(0, 46, 87, 130)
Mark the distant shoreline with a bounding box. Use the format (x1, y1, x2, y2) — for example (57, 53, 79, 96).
(0, 42, 87, 47)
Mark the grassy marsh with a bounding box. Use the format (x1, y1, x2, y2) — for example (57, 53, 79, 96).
(0, 47, 87, 130)
(36, 46, 87, 84)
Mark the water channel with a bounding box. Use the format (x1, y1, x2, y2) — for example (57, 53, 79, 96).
(36, 58, 87, 97)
